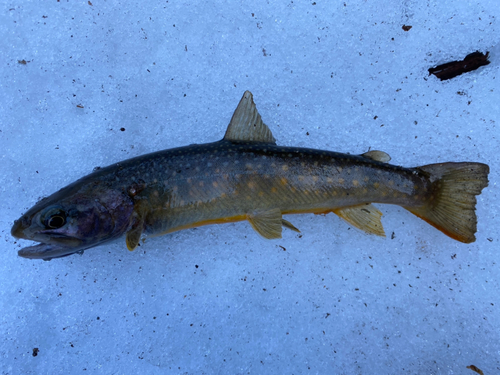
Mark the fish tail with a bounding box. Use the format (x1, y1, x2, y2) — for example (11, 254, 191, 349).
(405, 162, 489, 243)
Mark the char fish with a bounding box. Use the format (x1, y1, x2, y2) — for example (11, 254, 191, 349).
(11, 91, 489, 260)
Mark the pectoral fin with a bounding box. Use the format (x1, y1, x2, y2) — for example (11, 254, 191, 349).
(333, 204, 385, 237)
(126, 218, 144, 251)
(247, 208, 283, 239)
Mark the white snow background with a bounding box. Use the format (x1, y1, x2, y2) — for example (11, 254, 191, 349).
(1, 1, 499, 374)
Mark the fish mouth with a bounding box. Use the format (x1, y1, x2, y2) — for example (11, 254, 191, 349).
(13, 218, 85, 260)
(18, 243, 85, 261)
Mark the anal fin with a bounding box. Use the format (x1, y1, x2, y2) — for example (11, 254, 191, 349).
(333, 204, 385, 237)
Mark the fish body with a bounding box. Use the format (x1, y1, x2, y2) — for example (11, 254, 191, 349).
(11, 91, 489, 260)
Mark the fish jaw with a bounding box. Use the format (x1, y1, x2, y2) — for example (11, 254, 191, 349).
(17, 243, 85, 261)
(12, 217, 88, 260)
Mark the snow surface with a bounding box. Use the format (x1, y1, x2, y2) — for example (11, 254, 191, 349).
(1, 1, 499, 374)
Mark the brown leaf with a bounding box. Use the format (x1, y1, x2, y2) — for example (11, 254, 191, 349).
(466, 365, 484, 375)
(428, 51, 490, 81)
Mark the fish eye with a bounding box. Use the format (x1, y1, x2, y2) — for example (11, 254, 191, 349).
(42, 208, 67, 229)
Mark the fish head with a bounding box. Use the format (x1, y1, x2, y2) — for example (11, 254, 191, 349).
(12, 184, 134, 260)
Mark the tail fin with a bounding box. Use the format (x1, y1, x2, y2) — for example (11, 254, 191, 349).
(405, 162, 489, 243)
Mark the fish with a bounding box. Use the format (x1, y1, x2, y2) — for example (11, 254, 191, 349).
(11, 91, 489, 260)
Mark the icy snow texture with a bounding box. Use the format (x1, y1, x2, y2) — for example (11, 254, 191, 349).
(1, 1, 499, 374)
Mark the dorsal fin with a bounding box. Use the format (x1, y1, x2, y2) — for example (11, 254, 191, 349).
(361, 150, 391, 163)
(223, 91, 276, 144)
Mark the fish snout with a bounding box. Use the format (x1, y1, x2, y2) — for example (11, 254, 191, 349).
(11, 216, 31, 239)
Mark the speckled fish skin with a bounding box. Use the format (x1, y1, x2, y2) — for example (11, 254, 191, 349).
(135, 141, 427, 234)
(11, 91, 489, 260)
